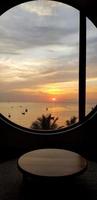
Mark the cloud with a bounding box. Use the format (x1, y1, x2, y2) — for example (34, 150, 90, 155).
(0, 0, 79, 56)
(0, 56, 78, 87)
(86, 17, 97, 65)
(20, 0, 57, 16)
(0, 1, 97, 102)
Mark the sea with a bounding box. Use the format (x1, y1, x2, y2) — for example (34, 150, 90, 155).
(0, 102, 95, 129)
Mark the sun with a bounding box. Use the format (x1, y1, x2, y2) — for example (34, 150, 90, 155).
(52, 97, 56, 102)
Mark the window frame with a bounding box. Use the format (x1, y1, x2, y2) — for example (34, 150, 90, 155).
(79, 12, 86, 121)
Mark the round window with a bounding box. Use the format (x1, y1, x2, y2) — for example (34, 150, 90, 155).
(0, 0, 97, 131)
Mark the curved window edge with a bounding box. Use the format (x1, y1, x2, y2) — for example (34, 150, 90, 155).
(0, 0, 97, 134)
(0, 105, 97, 135)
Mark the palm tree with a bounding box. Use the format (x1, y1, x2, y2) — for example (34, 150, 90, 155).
(66, 116, 77, 127)
(30, 113, 59, 130)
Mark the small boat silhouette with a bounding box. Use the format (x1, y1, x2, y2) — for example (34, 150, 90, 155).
(22, 112, 25, 115)
(8, 114, 11, 118)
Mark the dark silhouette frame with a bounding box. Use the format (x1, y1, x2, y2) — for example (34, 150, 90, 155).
(0, 0, 96, 132)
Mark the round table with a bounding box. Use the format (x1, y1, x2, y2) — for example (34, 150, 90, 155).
(18, 149, 88, 179)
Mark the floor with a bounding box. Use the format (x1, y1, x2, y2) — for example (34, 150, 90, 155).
(0, 158, 97, 200)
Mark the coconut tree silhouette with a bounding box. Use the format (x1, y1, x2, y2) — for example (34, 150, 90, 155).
(31, 113, 59, 130)
(66, 116, 77, 127)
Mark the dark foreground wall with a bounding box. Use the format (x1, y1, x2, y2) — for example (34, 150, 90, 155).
(0, 0, 97, 161)
(0, 106, 97, 161)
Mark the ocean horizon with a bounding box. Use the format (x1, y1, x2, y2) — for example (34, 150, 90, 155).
(0, 101, 96, 129)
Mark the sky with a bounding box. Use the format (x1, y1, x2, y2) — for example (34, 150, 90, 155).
(0, 0, 97, 103)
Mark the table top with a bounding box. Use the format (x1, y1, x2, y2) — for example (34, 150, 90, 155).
(18, 149, 88, 177)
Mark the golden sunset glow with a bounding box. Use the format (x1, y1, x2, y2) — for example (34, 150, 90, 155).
(10, 80, 78, 101)
(38, 81, 78, 96)
(52, 97, 56, 101)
